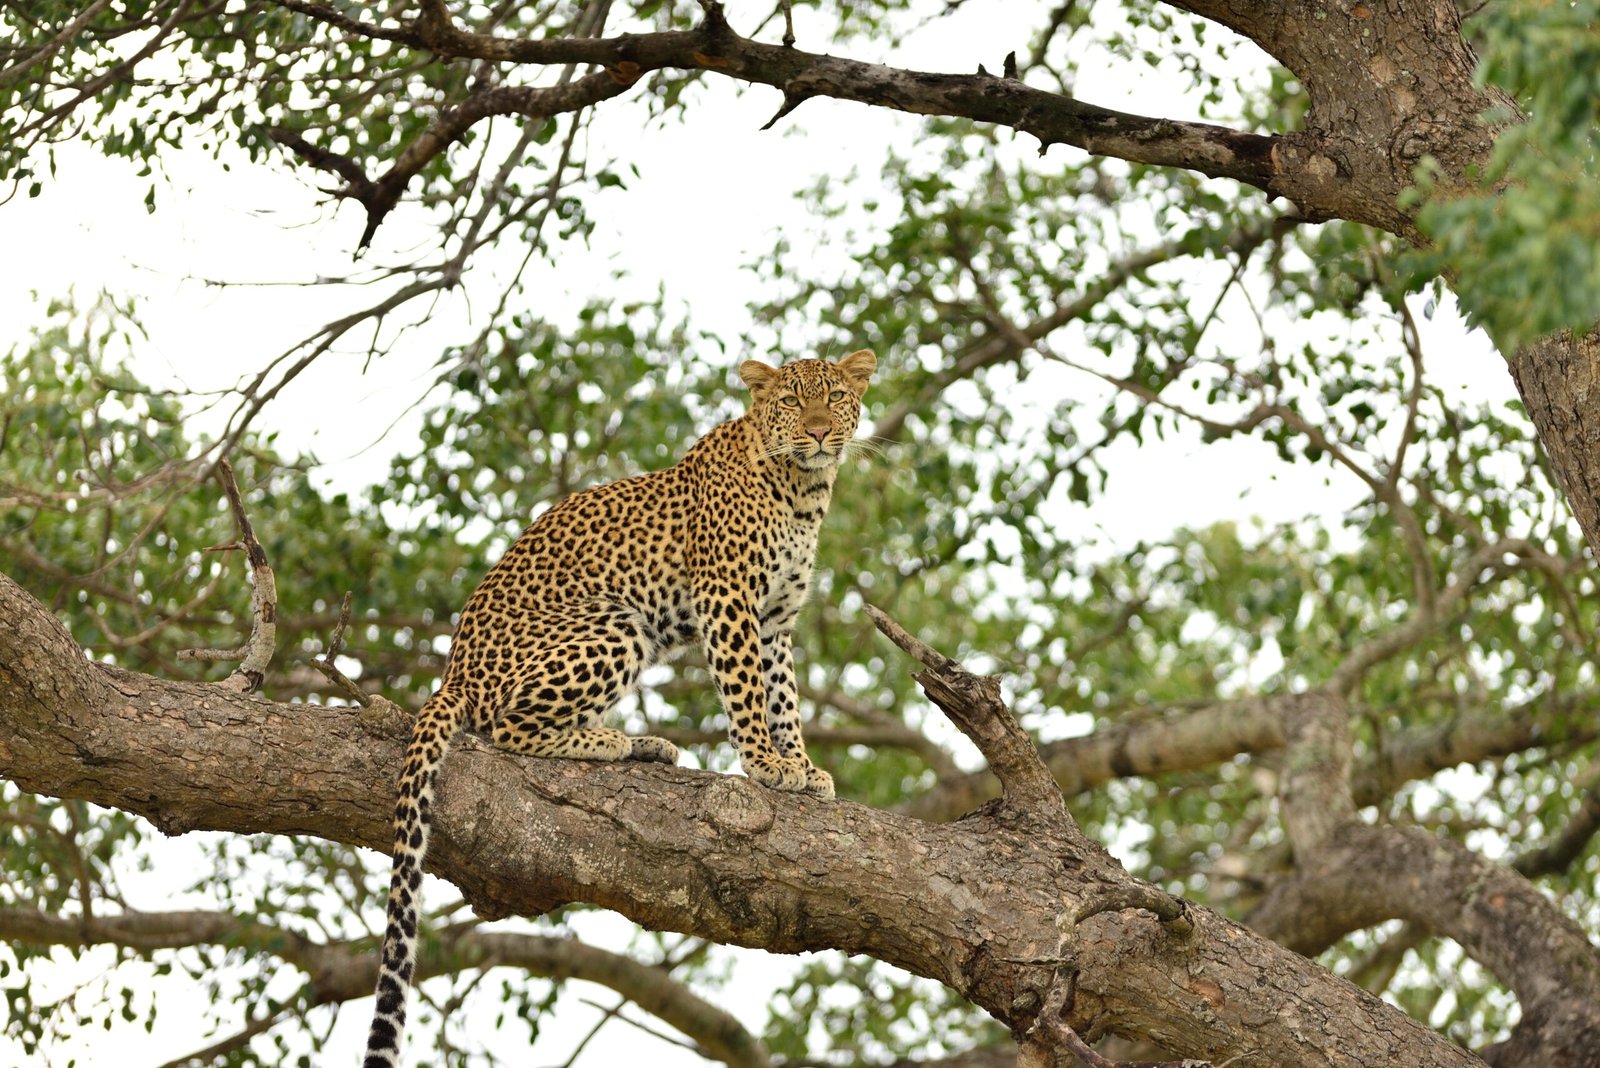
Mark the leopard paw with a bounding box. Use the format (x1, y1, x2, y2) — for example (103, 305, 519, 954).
(742, 754, 808, 791)
(801, 764, 835, 799)
(627, 735, 681, 765)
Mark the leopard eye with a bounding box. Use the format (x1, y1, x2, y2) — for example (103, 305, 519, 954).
(780, 395, 801, 407)
(828, 390, 845, 402)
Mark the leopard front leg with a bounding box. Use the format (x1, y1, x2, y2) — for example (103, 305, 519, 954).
(697, 590, 807, 791)
(761, 626, 833, 799)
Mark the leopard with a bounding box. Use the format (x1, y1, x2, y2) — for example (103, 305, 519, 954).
(362, 349, 878, 1067)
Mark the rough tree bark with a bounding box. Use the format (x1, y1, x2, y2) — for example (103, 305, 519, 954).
(0, 570, 1525, 1068)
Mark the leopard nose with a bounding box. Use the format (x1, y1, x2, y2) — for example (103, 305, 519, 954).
(806, 428, 829, 444)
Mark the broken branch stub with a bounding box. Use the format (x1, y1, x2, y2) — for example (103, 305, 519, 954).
(176, 459, 277, 693)
(864, 603, 1065, 821)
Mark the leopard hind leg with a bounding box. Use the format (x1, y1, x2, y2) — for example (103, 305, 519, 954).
(490, 608, 679, 766)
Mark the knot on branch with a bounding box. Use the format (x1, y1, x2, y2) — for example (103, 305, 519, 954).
(357, 695, 411, 738)
(699, 776, 777, 836)
(1075, 884, 1194, 940)
(865, 604, 1065, 820)
(695, 0, 733, 39)
(265, 127, 400, 250)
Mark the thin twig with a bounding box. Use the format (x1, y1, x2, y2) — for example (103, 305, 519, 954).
(310, 591, 372, 705)
(153, 1005, 294, 1068)
(575, 997, 704, 1056)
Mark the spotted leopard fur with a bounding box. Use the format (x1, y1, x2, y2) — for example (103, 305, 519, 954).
(362, 350, 877, 1066)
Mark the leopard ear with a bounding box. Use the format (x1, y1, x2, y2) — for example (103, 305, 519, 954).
(835, 349, 877, 394)
(739, 360, 780, 401)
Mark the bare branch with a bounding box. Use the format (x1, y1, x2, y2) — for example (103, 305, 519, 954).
(262, 0, 1277, 248)
(155, 1007, 293, 1068)
(865, 602, 1066, 820)
(175, 460, 277, 693)
(309, 591, 373, 705)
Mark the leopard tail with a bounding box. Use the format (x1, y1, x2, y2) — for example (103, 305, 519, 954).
(363, 688, 470, 1067)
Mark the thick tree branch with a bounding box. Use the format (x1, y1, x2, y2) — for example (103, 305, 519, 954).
(1247, 822, 1600, 1067)
(907, 688, 1598, 824)
(1509, 332, 1600, 562)
(0, 569, 1489, 1068)
(267, 1, 1279, 248)
(1257, 617, 1600, 1067)
(1276, 690, 1357, 857)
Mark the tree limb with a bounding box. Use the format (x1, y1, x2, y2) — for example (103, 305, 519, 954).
(266, 0, 1279, 248)
(0, 568, 1490, 1068)
(1247, 822, 1600, 1067)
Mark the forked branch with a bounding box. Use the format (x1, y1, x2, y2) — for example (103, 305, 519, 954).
(266, 0, 1278, 248)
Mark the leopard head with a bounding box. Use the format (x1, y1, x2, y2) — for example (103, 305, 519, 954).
(739, 350, 877, 471)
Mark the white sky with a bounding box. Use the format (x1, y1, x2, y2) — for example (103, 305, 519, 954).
(0, 2, 1517, 1065)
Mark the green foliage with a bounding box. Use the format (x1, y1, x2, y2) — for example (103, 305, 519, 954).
(744, 96, 1596, 1047)
(0, 296, 466, 706)
(1415, 0, 1600, 350)
(0, 787, 154, 1061)
(767, 956, 1002, 1061)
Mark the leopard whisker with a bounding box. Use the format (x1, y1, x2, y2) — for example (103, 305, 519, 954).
(843, 438, 885, 462)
